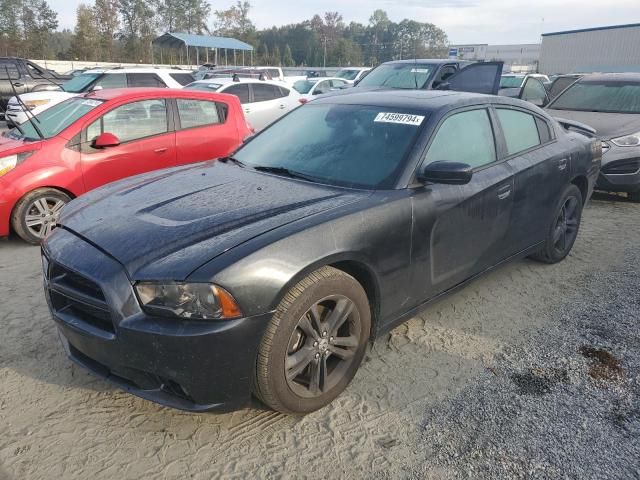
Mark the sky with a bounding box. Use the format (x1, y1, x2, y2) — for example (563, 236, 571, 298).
(54, 0, 640, 45)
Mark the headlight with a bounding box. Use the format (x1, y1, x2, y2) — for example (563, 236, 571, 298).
(611, 131, 640, 147)
(0, 151, 36, 177)
(135, 282, 242, 320)
(24, 99, 51, 110)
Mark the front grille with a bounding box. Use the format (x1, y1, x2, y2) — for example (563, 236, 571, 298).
(603, 158, 640, 175)
(46, 261, 115, 334)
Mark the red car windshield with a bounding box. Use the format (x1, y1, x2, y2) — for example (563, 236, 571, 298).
(7, 97, 105, 141)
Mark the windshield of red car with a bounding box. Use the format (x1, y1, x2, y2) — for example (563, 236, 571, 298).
(549, 80, 640, 113)
(7, 97, 105, 141)
(234, 103, 426, 189)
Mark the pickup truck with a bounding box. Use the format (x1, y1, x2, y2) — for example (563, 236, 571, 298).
(0, 57, 70, 117)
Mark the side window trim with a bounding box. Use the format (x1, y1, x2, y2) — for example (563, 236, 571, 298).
(493, 105, 558, 161)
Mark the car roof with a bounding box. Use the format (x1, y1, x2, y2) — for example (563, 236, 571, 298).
(80, 88, 234, 101)
(191, 78, 288, 87)
(578, 72, 640, 83)
(312, 89, 531, 112)
(83, 68, 190, 75)
(382, 59, 459, 65)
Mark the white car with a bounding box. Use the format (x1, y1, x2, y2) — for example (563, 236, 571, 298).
(292, 77, 350, 103)
(184, 78, 301, 131)
(334, 67, 371, 85)
(6, 68, 194, 125)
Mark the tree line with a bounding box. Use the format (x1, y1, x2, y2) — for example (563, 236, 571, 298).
(0, 0, 450, 67)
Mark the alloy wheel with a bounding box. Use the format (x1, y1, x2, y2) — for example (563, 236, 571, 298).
(24, 196, 66, 239)
(285, 295, 361, 398)
(552, 196, 579, 256)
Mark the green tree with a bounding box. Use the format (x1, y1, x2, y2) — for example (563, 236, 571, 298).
(213, 1, 256, 44)
(94, 0, 120, 61)
(118, 0, 155, 62)
(282, 43, 294, 67)
(272, 44, 281, 66)
(71, 3, 99, 61)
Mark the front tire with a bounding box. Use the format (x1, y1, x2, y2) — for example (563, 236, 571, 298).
(531, 184, 583, 264)
(628, 191, 640, 203)
(11, 188, 70, 244)
(254, 266, 371, 414)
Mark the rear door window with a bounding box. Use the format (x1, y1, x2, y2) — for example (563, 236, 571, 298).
(127, 73, 167, 88)
(177, 99, 223, 129)
(222, 83, 250, 103)
(0, 60, 20, 80)
(425, 109, 496, 169)
(252, 84, 283, 102)
(496, 109, 541, 155)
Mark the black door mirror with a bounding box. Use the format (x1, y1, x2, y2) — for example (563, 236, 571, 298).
(519, 77, 550, 107)
(417, 161, 473, 185)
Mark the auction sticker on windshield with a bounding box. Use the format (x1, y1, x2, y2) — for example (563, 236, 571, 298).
(374, 112, 425, 126)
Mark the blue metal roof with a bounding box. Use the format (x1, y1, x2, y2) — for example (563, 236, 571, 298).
(542, 23, 640, 37)
(153, 32, 254, 51)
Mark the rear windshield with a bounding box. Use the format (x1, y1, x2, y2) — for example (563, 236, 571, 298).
(356, 63, 435, 89)
(170, 73, 196, 86)
(336, 70, 359, 81)
(293, 79, 318, 94)
(500, 76, 524, 88)
(184, 82, 223, 91)
(234, 103, 426, 189)
(7, 97, 104, 140)
(549, 80, 640, 113)
(62, 73, 102, 93)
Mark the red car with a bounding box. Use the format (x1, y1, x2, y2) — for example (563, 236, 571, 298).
(0, 88, 251, 243)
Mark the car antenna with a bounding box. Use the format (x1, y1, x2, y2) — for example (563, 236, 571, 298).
(5, 66, 45, 140)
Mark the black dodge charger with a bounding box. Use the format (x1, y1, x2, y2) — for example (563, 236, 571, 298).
(42, 90, 601, 414)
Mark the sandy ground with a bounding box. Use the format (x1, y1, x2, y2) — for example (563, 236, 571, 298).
(0, 194, 638, 479)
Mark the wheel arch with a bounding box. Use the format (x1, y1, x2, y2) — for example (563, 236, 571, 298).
(570, 174, 589, 205)
(272, 253, 382, 341)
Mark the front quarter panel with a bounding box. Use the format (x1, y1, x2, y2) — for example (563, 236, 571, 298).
(189, 191, 414, 327)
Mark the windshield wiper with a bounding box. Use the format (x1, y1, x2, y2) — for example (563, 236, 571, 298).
(253, 166, 321, 183)
(220, 156, 246, 167)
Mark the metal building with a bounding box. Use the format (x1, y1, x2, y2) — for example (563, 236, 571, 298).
(448, 44, 540, 72)
(539, 23, 640, 75)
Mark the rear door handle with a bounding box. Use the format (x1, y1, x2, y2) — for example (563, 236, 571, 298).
(497, 184, 512, 200)
(154, 147, 168, 154)
(558, 158, 568, 171)
(13, 82, 24, 87)
(279, 104, 286, 109)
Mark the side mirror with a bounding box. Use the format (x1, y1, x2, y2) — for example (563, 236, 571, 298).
(435, 81, 451, 91)
(417, 161, 473, 185)
(93, 132, 120, 148)
(92, 85, 103, 91)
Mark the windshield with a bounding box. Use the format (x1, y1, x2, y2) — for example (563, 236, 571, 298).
(7, 97, 104, 140)
(62, 73, 102, 93)
(184, 82, 223, 91)
(549, 81, 640, 113)
(233, 103, 426, 189)
(293, 79, 318, 94)
(356, 63, 435, 89)
(500, 76, 524, 88)
(336, 70, 359, 81)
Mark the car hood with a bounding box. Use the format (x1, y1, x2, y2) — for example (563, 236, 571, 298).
(0, 134, 43, 153)
(60, 161, 369, 280)
(10, 91, 77, 104)
(545, 109, 640, 139)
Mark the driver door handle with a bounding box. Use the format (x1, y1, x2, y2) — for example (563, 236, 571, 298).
(497, 184, 512, 200)
(13, 82, 24, 87)
(154, 147, 168, 154)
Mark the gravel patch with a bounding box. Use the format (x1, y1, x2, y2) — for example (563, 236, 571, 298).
(415, 251, 640, 479)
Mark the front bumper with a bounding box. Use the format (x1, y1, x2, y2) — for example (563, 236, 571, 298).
(43, 227, 272, 412)
(596, 144, 640, 194)
(0, 196, 11, 237)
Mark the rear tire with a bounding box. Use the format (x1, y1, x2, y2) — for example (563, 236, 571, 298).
(254, 266, 371, 414)
(11, 188, 71, 245)
(531, 184, 583, 264)
(628, 191, 640, 203)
